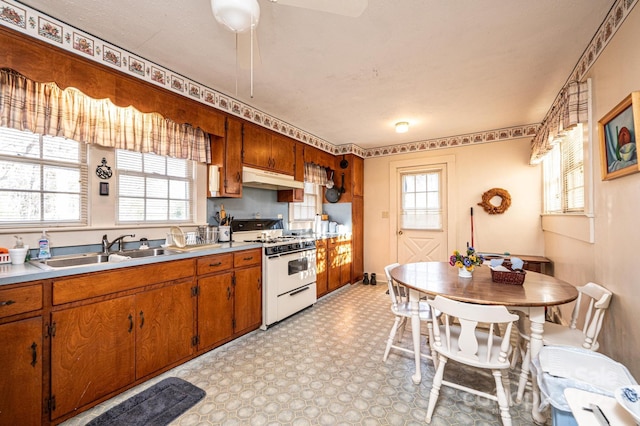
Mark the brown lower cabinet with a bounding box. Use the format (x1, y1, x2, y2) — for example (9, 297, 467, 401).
(328, 236, 352, 292)
(21, 248, 264, 424)
(50, 278, 194, 421)
(315, 239, 329, 298)
(0, 316, 43, 426)
(0, 281, 44, 426)
(197, 249, 262, 351)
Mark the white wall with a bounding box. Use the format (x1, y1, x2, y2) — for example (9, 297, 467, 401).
(363, 137, 543, 276)
(545, 5, 640, 378)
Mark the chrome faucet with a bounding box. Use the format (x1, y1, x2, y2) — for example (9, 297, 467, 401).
(102, 234, 135, 254)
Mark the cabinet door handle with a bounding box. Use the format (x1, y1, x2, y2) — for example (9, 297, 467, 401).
(128, 314, 133, 333)
(0, 299, 16, 306)
(236, 171, 241, 182)
(227, 286, 231, 300)
(30, 342, 37, 367)
(139, 311, 145, 328)
(210, 262, 222, 267)
(243, 256, 253, 261)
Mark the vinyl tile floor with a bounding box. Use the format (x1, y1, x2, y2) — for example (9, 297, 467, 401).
(63, 282, 545, 425)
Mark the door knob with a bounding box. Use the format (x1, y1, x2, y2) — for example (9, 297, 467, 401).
(398, 230, 403, 235)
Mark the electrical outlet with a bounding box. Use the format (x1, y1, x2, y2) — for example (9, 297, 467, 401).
(381, 211, 389, 219)
(277, 214, 283, 219)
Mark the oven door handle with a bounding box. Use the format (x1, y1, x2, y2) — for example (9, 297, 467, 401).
(289, 286, 310, 296)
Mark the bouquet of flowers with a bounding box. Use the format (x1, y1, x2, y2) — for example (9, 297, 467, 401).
(449, 247, 483, 272)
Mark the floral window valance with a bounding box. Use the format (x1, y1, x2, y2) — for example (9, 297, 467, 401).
(0, 68, 210, 163)
(530, 80, 589, 164)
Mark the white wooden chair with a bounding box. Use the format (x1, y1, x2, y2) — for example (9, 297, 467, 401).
(514, 282, 612, 403)
(382, 263, 435, 364)
(426, 296, 518, 425)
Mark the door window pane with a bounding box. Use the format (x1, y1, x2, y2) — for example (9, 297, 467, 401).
(400, 171, 442, 230)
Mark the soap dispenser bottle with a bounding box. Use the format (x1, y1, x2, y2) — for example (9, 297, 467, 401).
(38, 230, 51, 259)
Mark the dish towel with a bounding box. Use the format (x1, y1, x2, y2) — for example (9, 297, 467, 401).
(109, 254, 132, 262)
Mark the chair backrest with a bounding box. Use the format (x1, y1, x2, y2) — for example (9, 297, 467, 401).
(569, 282, 612, 349)
(428, 296, 518, 364)
(383, 263, 404, 306)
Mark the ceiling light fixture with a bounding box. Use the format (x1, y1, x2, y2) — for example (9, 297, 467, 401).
(211, 0, 261, 98)
(211, 0, 260, 33)
(395, 121, 409, 133)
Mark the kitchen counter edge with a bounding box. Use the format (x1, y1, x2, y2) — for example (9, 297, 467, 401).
(0, 242, 262, 286)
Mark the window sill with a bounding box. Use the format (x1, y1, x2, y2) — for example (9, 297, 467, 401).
(540, 213, 594, 243)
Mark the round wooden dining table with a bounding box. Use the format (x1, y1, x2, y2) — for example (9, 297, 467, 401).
(390, 261, 578, 423)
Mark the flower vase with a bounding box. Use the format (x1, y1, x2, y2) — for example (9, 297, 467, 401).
(458, 267, 473, 278)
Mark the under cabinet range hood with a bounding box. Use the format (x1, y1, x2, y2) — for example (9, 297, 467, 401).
(242, 167, 304, 191)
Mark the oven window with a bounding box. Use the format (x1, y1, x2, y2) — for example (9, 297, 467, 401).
(288, 258, 309, 275)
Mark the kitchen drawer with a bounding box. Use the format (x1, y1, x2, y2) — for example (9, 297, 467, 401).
(53, 259, 195, 305)
(197, 253, 233, 275)
(0, 283, 43, 318)
(234, 249, 262, 268)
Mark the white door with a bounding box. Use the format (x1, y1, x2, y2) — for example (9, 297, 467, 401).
(395, 165, 449, 263)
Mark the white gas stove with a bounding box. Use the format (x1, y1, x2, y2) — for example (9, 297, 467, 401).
(231, 219, 317, 329)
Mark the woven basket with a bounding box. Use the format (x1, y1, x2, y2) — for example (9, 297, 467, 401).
(490, 262, 526, 285)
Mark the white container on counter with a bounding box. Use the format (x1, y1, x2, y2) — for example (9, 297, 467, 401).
(218, 225, 231, 242)
(9, 246, 29, 264)
(321, 221, 329, 234)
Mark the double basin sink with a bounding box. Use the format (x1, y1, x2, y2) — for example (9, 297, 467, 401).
(32, 248, 174, 269)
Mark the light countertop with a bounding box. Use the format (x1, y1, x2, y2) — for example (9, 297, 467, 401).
(0, 241, 262, 286)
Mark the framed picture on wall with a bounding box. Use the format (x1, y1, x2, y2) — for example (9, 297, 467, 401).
(598, 92, 640, 180)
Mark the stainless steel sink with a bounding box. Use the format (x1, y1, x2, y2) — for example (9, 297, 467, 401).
(31, 248, 174, 269)
(121, 248, 172, 258)
(34, 253, 111, 269)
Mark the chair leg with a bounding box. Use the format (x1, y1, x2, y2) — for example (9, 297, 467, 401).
(516, 341, 531, 403)
(510, 332, 521, 369)
(398, 316, 408, 341)
(426, 355, 447, 424)
(426, 321, 438, 370)
(383, 316, 402, 361)
(501, 371, 513, 407)
(493, 370, 513, 426)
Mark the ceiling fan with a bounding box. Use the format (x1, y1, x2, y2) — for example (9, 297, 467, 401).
(210, 0, 368, 97)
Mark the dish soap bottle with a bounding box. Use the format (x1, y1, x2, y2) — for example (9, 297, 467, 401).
(38, 230, 51, 259)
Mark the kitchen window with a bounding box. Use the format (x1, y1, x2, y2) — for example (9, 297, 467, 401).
(116, 150, 194, 223)
(0, 126, 87, 227)
(290, 182, 319, 224)
(542, 123, 585, 213)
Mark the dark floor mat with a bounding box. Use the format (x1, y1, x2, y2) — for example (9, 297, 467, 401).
(86, 377, 205, 426)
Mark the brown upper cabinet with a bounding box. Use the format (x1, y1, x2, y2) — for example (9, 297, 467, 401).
(210, 117, 243, 198)
(351, 154, 364, 197)
(242, 123, 296, 175)
(304, 145, 334, 170)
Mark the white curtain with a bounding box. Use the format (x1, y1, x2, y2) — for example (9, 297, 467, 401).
(0, 68, 210, 163)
